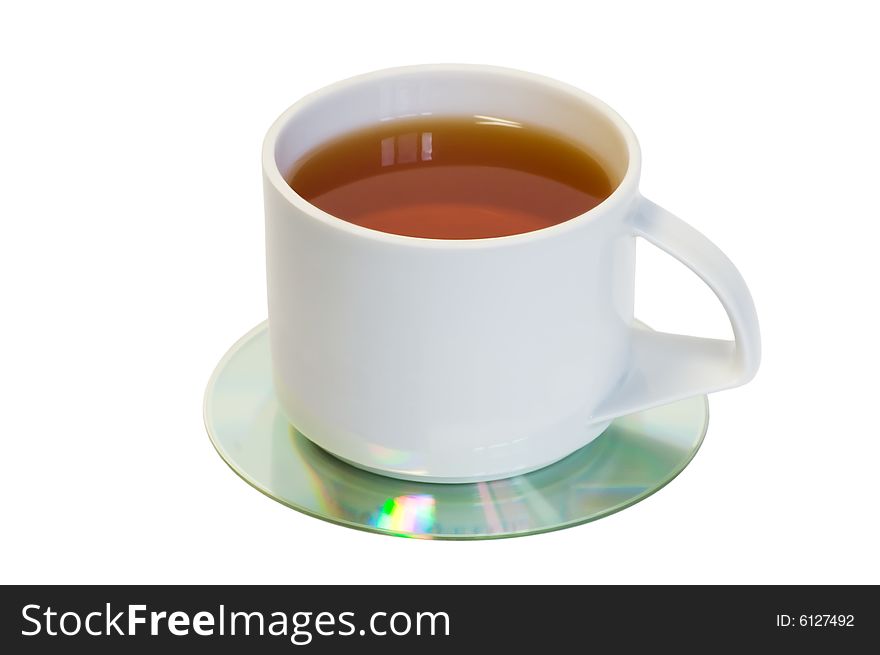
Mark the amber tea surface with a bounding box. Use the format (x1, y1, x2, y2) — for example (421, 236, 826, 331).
(287, 116, 613, 239)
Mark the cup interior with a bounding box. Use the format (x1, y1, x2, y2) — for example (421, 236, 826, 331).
(269, 66, 634, 192)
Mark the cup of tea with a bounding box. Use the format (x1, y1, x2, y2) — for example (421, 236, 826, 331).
(262, 64, 760, 483)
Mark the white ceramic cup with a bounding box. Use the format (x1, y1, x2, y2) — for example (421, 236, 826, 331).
(262, 64, 761, 483)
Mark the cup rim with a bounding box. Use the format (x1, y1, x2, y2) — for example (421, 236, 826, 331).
(262, 64, 642, 249)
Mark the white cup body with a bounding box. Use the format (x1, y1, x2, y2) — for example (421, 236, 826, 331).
(263, 65, 644, 482)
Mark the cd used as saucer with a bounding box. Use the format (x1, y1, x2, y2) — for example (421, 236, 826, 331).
(204, 322, 709, 540)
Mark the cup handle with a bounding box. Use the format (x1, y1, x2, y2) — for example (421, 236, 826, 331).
(591, 196, 761, 422)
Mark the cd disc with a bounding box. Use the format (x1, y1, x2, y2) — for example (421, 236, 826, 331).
(204, 323, 708, 539)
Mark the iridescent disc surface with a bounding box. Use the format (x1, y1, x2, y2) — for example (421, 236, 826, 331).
(204, 322, 709, 539)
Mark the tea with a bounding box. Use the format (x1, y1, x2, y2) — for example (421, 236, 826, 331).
(287, 116, 613, 239)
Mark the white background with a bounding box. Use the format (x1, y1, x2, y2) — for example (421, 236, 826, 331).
(2, 1, 878, 584)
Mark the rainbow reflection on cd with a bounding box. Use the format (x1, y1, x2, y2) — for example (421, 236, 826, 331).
(370, 495, 436, 534)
